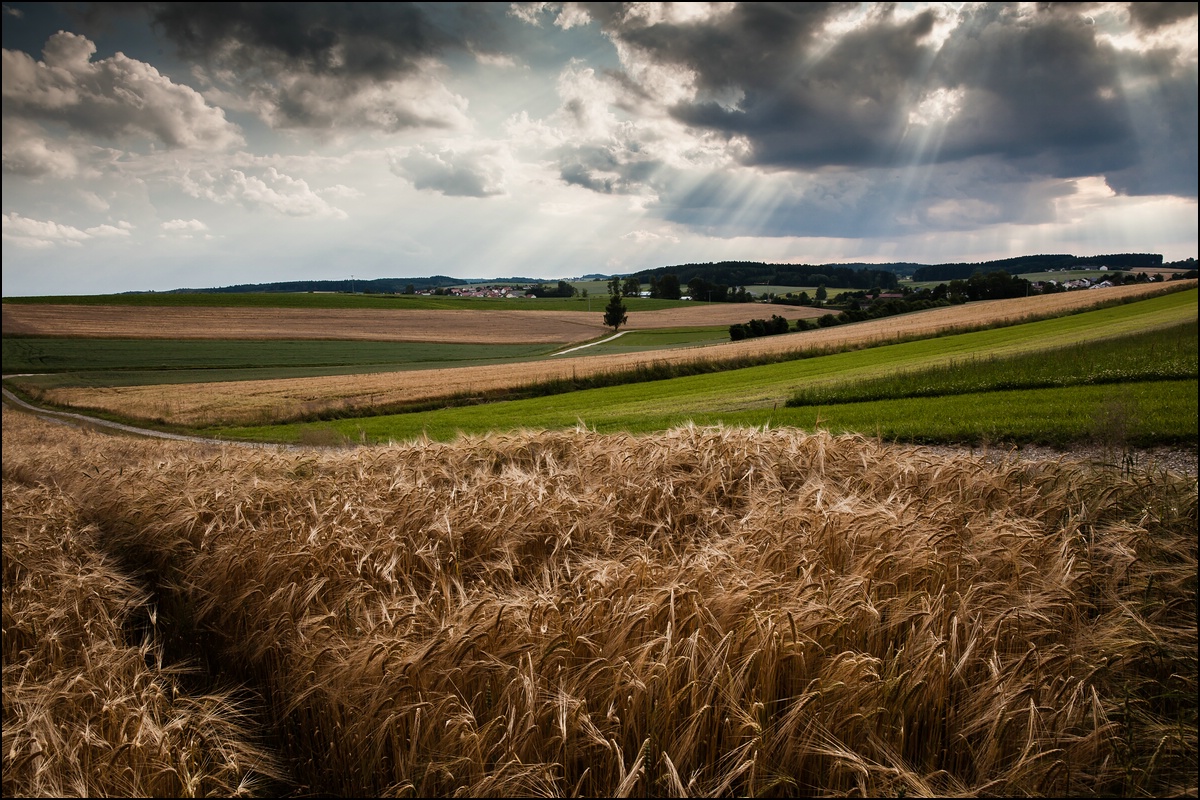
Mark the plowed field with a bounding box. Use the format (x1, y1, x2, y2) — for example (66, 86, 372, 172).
(1, 303, 825, 343)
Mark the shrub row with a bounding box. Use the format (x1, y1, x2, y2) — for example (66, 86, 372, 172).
(728, 315, 792, 340)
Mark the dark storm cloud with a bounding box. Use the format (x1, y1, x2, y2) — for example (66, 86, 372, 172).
(145, 2, 453, 79)
(590, 1, 843, 93)
(932, 3, 1196, 197)
(587, 2, 1195, 199)
(1128, 2, 1198, 30)
(1103, 45, 1198, 197)
(96, 2, 511, 132)
(930, 6, 1131, 163)
(593, 3, 940, 169)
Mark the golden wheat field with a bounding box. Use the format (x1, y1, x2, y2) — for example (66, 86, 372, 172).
(3, 406, 1196, 797)
(24, 281, 1192, 428)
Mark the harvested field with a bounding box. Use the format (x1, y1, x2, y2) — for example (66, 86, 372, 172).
(3, 408, 1195, 797)
(27, 282, 1195, 428)
(0, 303, 824, 343)
(1, 305, 603, 344)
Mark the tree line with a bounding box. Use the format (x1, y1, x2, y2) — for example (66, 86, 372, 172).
(633, 261, 901, 293)
(911, 253, 1164, 282)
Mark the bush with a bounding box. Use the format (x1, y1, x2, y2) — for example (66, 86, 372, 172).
(730, 314, 795, 342)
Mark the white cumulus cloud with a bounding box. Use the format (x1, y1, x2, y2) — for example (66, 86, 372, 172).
(161, 218, 209, 232)
(2, 32, 243, 155)
(178, 167, 349, 219)
(2, 212, 131, 248)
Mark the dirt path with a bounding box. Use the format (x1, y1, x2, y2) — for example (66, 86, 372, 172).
(1, 386, 288, 449)
(552, 331, 627, 355)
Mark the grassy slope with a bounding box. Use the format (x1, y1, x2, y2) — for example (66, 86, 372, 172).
(570, 326, 733, 354)
(210, 290, 1198, 446)
(228, 381, 1196, 448)
(787, 319, 1197, 405)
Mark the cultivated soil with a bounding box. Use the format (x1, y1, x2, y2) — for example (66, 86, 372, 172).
(0, 303, 827, 343)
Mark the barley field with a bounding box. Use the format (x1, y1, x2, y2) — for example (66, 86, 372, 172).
(3, 407, 1195, 797)
(20, 282, 1194, 429)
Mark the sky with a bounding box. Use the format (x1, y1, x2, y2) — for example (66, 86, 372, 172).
(2, 2, 1197, 296)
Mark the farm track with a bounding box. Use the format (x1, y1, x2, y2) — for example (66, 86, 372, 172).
(17, 281, 1195, 428)
(0, 386, 290, 449)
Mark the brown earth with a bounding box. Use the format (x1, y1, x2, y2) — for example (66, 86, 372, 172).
(0, 303, 827, 344)
(18, 281, 1194, 428)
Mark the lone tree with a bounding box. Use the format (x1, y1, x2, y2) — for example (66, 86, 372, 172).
(603, 288, 628, 331)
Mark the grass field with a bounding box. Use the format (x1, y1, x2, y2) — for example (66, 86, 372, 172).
(193, 291, 1198, 445)
(214, 378, 1197, 450)
(569, 326, 734, 354)
(1, 328, 734, 386)
(787, 319, 1198, 406)
(2, 339, 560, 386)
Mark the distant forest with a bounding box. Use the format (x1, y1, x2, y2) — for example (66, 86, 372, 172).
(158, 253, 1192, 296)
(172, 276, 465, 295)
(630, 261, 902, 293)
(909, 253, 1166, 282)
(633, 253, 1172, 288)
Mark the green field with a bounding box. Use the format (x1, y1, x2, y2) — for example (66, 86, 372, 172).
(576, 326, 733, 354)
(1, 328, 737, 387)
(206, 289, 1198, 447)
(210, 379, 1196, 449)
(2, 338, 560, 387)
(787, 320, 1197, 405)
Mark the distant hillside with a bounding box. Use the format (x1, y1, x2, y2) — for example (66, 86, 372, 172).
(151, 253, 1182, 296)
(910, 253, 1164, 282)
(632, 254, 1167, 289)
(630, 261, 904, 292)
(164, 277, 465, 295)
